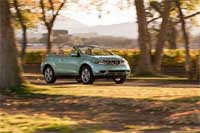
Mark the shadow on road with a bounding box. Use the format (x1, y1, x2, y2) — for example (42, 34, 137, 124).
(1, 90, 200, 132)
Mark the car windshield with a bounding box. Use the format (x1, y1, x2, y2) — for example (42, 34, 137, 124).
(78, 46, 112, 56)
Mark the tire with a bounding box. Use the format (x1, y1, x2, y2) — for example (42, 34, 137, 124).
(113, 76, 126, 84)
(43, 66, 56, 84)
(80, 66, 94, 84)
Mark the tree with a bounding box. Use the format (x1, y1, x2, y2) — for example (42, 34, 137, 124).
(148, 0, 177, 49)
(134, 0, 154, 75)
(148, 0, 200, 50)
(175, 0, 192, 79)
(166, 23, 177, 49)
(114, 0, 154, 74)
(13, 0, 27, 64)
(153, 0, 172, 72)
(11, 0, 40, 64)
(0, 0, 23, 91)
(148, 0, 200, 73)
(40, 0, 66, 54)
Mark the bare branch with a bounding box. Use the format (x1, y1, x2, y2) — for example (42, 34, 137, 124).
(148, 11, 200, 25)
(13, 0, 26, 28)
(50, 0, 66, 26)
(175, 11, 200, 24)
(40, 0, 49, 28)
(49, 0, 54, 16)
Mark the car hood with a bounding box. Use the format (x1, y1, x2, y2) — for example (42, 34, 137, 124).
(92, 55, 124, 61)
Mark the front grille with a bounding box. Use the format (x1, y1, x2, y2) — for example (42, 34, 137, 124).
(103, 60, 123, 65)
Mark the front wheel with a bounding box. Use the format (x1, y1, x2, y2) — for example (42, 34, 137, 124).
(43, 66, 56, 84)
(113, 76, 126, 84)
(80, 66, 94, 84)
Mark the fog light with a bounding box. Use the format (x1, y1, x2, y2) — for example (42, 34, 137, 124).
(100, 70, 106, 73)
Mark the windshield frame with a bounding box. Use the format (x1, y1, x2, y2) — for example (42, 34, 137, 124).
(75, 45, 113, 56)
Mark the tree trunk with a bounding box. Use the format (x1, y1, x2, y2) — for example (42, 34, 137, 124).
(21, 26, 27, 64)
(0, 0, 23, 91)
(196, 55, 200, 81)
(168, 24, 177, 49)
(39, 0, 66, 54)
(13, 0, 28, 65)
(153, 0, 171, 72)
(176, 0, 192, 79)
(135, 0, 153, 75)
(47, 27, 53, 54)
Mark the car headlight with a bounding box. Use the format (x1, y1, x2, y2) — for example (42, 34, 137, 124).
(122, 60, 129, 65)
(94, 60, 105, 65)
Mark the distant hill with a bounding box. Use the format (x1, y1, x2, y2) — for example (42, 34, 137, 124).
(17, 15, 200, 40)
(54, 16, 138, 39)
(16, 15, 199, 49)
(54, 16, 200, 40)
(83, 23, 138, 39)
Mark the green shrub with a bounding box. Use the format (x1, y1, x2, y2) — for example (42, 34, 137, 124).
(25, 51, 44, 64)
(24, 49, 200, 67)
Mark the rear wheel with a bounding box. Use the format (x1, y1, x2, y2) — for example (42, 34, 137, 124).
(113, 76, 126, 84)
(80, 66, 94, 84)
(43, 66, 56, 84)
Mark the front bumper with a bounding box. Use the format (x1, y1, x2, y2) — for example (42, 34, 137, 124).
(91, 64, 131, 76)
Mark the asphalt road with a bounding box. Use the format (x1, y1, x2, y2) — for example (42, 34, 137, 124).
(24, 73, 200, 88)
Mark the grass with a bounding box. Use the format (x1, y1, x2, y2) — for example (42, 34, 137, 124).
(0, 112, 76, 133)
(1, 81, 200, 133)
(24, 84, 200, 102)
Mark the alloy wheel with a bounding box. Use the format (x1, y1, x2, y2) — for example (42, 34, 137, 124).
(44, 66, 56, 83)
(81, 68, 91, 83)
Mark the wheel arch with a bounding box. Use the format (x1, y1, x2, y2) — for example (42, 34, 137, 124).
(43, 64, 54, 74)
(79, 63, 93, 74)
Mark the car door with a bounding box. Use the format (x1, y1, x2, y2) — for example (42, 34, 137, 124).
(56, 49, 81, 75)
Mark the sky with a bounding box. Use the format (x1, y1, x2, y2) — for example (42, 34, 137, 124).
(30, 0, 200, 39)
(60, 0, 200, 27)
(61, 0, 137, 26)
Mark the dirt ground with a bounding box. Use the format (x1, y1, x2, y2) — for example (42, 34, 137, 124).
(0, 74, 200, 133)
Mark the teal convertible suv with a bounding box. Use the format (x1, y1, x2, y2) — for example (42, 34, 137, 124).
(41, 45, 130, 84)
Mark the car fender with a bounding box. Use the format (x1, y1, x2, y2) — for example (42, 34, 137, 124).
(79, 61, 95, 74)
(42, 61, 56, 73)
